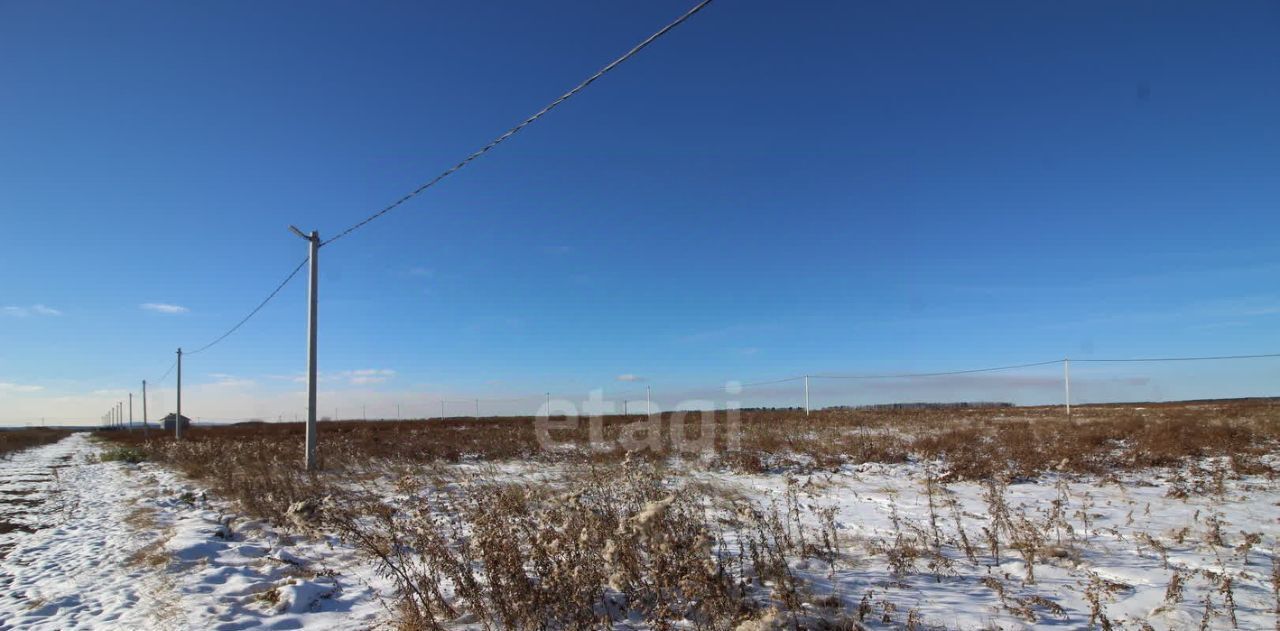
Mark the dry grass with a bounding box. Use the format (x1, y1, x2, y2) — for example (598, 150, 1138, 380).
(97, 401, 1280, 627)
(0, 428, 73, 458)
(102, 399, 1280, 491)
(97, 399, 1280, 628)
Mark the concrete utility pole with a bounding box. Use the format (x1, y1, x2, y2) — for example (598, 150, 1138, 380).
(176, 348, 183, 439)
(646, 386, 651, 416)
(804, 376, 810, 416)
(117, 401, 123, 430)
(474, 399, 479, 418)
(290, 226, 321, 471)
(1064, 358, 1072, 419)
(142, 380, 149, 438)
(128, 393, 133, 432)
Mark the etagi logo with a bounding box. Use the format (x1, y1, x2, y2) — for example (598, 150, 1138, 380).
(534, 382, 743, 454)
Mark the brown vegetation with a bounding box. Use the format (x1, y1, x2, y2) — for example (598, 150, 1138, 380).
(95, 399, 1280, 629)
(0, 428, 73, 458)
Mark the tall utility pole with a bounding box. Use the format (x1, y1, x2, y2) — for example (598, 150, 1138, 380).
(474, 399, 479, 418)
(646, 386, 651, 416)
(1064, 358, 1071, 419)
(141, 380, 149, 438)
(128, 393, 133, 432)
(117, 401, 123, 429)
(804, 376, 810, 416)
(290, 226, 321, 471)
(439, 400, 444, 419)
(176, 348, 183, 439)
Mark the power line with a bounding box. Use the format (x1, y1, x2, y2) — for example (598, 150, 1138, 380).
(1075, 353, 1280, 363)
(320, 0, 716, 248)
(185, 257, 309, 356)
(740, 376, 806, 388)
(811, 360, 1064, 380)
(154, 359, 177, 384)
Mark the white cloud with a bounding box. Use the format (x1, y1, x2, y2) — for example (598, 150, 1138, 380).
(140, 303, 189, 314)
(269, 369, 396, 386)
(616, 374, 645, 382)
(346, 369, 396, 377)
(342, 369, 395, 386)
(0, 382, 43, 393)
(208, 373, 255, 388)
(2, 304, 62, 317)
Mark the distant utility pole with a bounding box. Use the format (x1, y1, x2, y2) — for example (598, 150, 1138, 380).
(623, 400, 629, 415)
(647, 386, 651, 416)
(176, 348, 184, 440)
(1064, 358, 1071, 419)
(475, 399, 480, 418)
(117, 401, 123, 430)
(804, 376, 810, 416)
(142, 380, 149, 437)
(128, 393, 133, 432)
(439, 400, 445, 419)
(290, 225, 321, 471)
(396, 403, 401, 420)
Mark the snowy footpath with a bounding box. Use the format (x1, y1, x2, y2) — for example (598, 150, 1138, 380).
(0, 434, 389, 630)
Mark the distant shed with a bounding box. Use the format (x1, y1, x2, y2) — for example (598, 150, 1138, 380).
(161, 413, 192, 431)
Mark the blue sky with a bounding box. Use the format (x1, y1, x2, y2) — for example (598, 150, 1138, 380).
(2, 1, 1278, 424)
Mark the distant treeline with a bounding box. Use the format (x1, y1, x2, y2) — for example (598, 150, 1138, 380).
(835, 402, 1015, 411)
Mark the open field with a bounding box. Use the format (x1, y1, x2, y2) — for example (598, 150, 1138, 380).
(0, 428, 73, 459)
(84, 400, 1280, 629)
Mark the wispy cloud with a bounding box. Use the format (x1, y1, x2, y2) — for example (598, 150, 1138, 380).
(269, 369, 396, 386)
(0, 382, 43, 393)
(2, 304, 62, 317)
(141, 303, 189, 314)
(207, 373, 255, 388)
(344, 369, 396, 385)
(408, 266, 435, 278)
(616, 374, 646, 382)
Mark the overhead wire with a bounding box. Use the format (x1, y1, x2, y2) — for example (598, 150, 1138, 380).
(137, 0, 715, 375)
(320, 0, 715, 247)
(811, 360, 1064, 380)
(184, 257, 309, 356)
(1073, 352, 1280, 363)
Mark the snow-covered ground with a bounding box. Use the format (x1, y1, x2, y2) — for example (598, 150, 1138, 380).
(0, 434, 390, 630)
(689, 458, 1280, 628)
(2, 433, 1278, 629)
